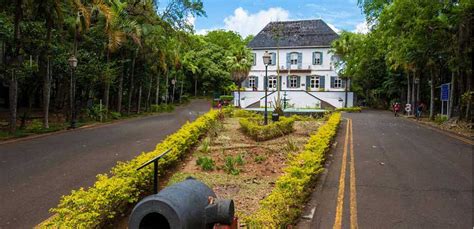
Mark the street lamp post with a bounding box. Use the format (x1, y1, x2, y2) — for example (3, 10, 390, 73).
(68, 55, 78, 129)
(262, 51, 271, 125)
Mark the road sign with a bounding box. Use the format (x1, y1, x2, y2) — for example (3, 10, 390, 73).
(441, 83, 450, 101)
(405, 103, 412, 113)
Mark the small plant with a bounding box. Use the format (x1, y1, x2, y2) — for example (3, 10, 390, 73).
(254, 155, 266, 164)
(434, 114, 448, 124)
(235, 154, 245, 165)
(224, 156, 240, 175)
(199, 137, 211, 153)
(196, 156, 215, 171)
(284, 137, 299, 152)
(110, 112, 121, 120)
(86, 104, 108, 121)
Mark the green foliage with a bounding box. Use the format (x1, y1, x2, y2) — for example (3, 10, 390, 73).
(196, 156, 215, 171)
(254, 155, 267, 164)
(246, 112, 341, 227)
(232, 109, 258, 118)
(86, 104, 108, 122)
(109, 112, 121, 120)
(219, 95, 234, 101)
(224, 156, 241, 175)
(239, 116, 295, 141)
(434, 114, 448, 124)
(150, 104, 175, 113)
(198, 137, 211, 153)
(336, 107, 362, 112)
(46, 109, 222, 228)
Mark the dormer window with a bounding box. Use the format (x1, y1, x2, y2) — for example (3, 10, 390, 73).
(313, 52, 323, 65)
(290, 53, 298, 65)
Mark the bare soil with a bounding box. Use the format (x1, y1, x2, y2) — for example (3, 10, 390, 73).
(167, 117, 322, 219)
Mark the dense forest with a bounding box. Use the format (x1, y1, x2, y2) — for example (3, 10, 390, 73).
(0, 0, 253, 133)
(333, 0, 472, 121)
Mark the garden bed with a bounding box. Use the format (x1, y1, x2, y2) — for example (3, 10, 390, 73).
(166, 115, 324, 221)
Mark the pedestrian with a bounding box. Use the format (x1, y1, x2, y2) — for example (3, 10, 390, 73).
(217, 100, 222, 109)
(416, 102, 425, 120)
(393, 102, 401, 117)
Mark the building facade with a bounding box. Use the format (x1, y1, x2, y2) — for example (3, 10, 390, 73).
(234, 19, 354, 109)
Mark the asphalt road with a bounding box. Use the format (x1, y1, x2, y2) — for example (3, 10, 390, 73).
(0, 100, 210, 229)
(299, 110, 472, 229)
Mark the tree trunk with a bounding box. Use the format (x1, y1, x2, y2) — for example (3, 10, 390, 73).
(179, 79, 184, 103)
(137, 84, 142, 114)
(407, 70, 411, 115)
(9, 71, 18, 133)
(448, 71, 455, 118)
(43, 56, 51, 128)
(238, 87, 241, 107)
(344, 78, 348, 108)
(429, 68, 435, 119)
(128, 52, 136, 115)
(465, 70, 471, 120)
(194, 77, 197, 97)
(155, 74, 160, 105)
(171, 75, 177, 104)
(103, 50, 111, 112)
(165, 72, 169, 104)
(117, 60, 124, 113)
(146, 78, 152, 111)
(411, 70, 416, 116)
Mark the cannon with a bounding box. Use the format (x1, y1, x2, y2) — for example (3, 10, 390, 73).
(129, 177, 235, 229)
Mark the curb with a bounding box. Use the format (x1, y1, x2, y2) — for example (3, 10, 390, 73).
(403, 117, 473, 145)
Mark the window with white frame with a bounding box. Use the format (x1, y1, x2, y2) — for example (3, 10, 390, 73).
(334, 77, 343, 88)
(269, 52, 275, 65)
(310, 76, 320, 88)
(289, 75, 298, 88)
(290, 53, 298, 65)
(268, 76, 277, 89)
(313, 52, 322, 65)
(249, 76, 256, 89)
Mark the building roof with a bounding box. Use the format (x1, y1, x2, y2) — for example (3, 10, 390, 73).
(248, 19, 339, 49)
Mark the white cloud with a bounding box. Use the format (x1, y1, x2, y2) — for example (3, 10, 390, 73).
(223, 7, 290, 37)
(186, 15, 196, 27)
(353, 21, 369, 34)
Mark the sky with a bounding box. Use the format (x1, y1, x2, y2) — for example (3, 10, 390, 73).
(174, 0, 369, 37)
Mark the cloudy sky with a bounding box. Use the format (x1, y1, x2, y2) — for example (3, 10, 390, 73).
(176, 0, 368, 36)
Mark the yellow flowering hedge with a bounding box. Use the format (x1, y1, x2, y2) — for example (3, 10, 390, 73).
(246, 112, 341, 227)
(239, 116, 295, 141)
(44, 109, 222, 228)
(336, 107, 362, 112)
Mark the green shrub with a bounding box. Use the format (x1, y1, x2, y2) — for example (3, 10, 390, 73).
(196, 156, 215, 171)
(235, 154, 245, 165)
(434, 114, 448, 124)
(109, 111, 121, 120)
(239, 116, 295, 141)
(86, 104, 108, 121)
(150, 104, 175, 113)
(45, 109, 222, 228)
(198, 137, 211, 153)
(233, 109, 258, 118)
(219, 95, 234, 102)
(246, 112, 341, 227)
(224, 156, 241, 175)
(336, 107, 362, 112)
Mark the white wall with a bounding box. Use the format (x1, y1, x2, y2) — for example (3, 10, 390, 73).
(234, 91, 354, 108)
(244, 47, 344, 92)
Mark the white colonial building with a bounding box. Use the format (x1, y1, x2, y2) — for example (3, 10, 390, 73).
(234, 19, 354, 109)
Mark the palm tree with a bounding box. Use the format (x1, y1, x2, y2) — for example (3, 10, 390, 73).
(226, 45, 253, 108)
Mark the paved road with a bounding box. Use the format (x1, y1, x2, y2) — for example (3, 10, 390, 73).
(0, 100, 210, 229)
(298, 110, 472, 229)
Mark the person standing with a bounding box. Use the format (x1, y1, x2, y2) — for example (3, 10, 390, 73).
(393, 102, 401, 117)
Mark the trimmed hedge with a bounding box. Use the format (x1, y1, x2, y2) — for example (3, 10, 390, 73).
(336, 107, 362, 112)
(45, 109, 222, 228)
(239, 116, 295, 141)
(246, 112, 341, 227)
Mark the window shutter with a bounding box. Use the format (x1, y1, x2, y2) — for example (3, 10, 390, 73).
(298, 52, 302, 69)
(297, 76, 301, 87)
(320, 75, 325, 89)
(312, 52, 316, 65)
(286, 75, 290, 88)
(271, 53, 276, 66)
(330, 76, 335, 88)
(255, 76, 259, 89)
(253, 53, 256, 66)
(286, 53, 290, 69)
(243, 79, 249, 88)
(306, 76, 311, 90)
(278, 76, 282, 90)
(320, 52, 323, 65)
(342, 78, 346, 88)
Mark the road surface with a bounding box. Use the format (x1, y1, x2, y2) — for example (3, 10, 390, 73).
(298, 110, 472, 229)
(0, 100, 210, 229)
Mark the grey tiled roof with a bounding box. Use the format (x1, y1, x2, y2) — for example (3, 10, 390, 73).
(248, 19, 339, 49)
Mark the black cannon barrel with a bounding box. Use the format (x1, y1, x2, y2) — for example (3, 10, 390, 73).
(129, 178, 218, 229)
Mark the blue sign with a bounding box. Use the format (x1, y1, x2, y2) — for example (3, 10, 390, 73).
(441, 84, 450, 101)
